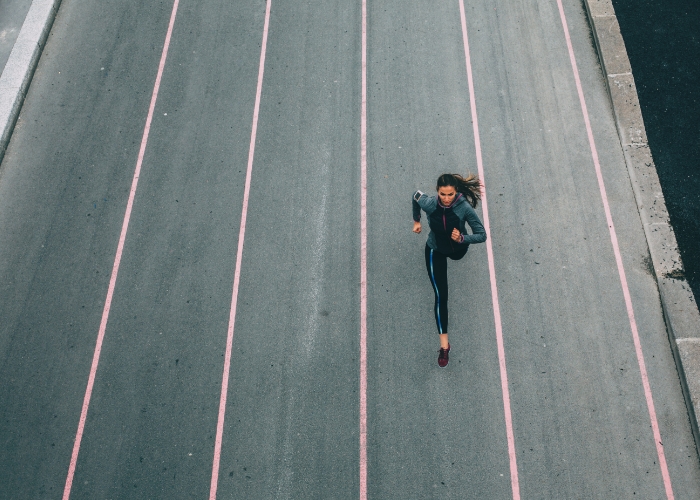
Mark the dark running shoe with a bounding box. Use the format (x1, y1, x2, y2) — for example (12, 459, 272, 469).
(438, 344, 450, 367)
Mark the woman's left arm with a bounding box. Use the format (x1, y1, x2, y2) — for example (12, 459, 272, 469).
(459, 204, 487, 244)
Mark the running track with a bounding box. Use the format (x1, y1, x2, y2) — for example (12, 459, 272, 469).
(0, 0, 699, 498)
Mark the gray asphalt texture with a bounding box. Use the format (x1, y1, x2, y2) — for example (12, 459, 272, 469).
(0, 0, 699, 498)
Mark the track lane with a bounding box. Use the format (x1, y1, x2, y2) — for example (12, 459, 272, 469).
(211, 1, 362, 497)
(457, 0, 521, 495)
(63, 1, 181, 496)
(365, 0, 514, 497)
(209, 0, 271, 496)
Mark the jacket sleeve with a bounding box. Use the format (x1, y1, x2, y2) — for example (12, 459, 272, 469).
(412, 190, 424, 222)
(458, 203, 487, 244)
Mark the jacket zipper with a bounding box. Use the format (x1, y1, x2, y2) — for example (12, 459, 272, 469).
(443, 208, 454, 252)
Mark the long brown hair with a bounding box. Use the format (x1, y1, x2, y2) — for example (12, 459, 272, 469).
(436, 173, 482, 208)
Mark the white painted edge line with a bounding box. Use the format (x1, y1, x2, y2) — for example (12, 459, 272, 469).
(0, 0, 62, 162)
(359, 0, 368, 498)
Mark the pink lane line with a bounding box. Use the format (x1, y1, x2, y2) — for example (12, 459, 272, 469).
(458, 1, 521, 498)
(61, 1, 181, 498)
(359, 0, 368, 498)
(554, 0, 674, 498)
(208, 0, 272, 498)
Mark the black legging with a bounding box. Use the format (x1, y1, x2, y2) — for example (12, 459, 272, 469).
(425, 244, 469, 334)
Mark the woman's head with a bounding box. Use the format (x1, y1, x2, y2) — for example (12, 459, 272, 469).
(436, 173, 482, 208)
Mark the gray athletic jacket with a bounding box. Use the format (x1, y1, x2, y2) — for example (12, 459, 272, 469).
(413, 190, 487, 254)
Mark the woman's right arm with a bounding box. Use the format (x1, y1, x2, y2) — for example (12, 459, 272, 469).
(412, 191, 423, 233)
(412, 191, 423, 222)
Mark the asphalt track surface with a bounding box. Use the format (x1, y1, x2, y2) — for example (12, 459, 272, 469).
(0, 0, 699, 498)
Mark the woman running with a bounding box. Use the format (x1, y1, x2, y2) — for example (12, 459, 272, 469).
(412, 173, 486, 367)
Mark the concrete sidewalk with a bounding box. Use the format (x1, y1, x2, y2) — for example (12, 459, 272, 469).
(0, 0, 60, 163)
(0, 0, 33, 71)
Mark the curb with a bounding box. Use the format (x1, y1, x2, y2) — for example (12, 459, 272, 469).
(0, 0, 62, 165)
(583, 0, 700, 454)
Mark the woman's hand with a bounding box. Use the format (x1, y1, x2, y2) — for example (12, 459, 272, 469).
(451, 228, 462, 242)
(413, 221, 422, 234)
